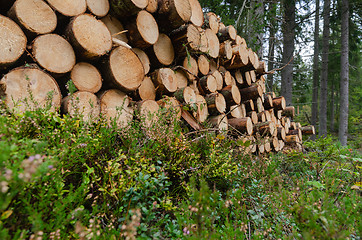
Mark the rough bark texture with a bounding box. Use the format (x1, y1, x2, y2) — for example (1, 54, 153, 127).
(338, 0, 349, 146)
(319, 0, 330, 137)
(280, 0, 295, 106)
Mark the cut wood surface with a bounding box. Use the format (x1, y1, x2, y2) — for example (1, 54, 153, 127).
(132, 48, 150, 74)
(158, 0, 192, 30)
(0, 15, 27, 69)
(126, 10, 159, 48)
(300, 125, 315, 135)
(66, 14, 112, 60)
(86, 0, 110, 17)
(272, 96, 286, 110)
(170, 24, 200, 55)
(246, 111, 258, 124)
(204, 12, 219, 34)
(183, 56, 198, 80)
(198, 55, 210, 75)
(219, 40, 232, 60)
(282, 106, 295, 118)
(98, 89, 133, 127)
(46, 0, 86, 17)
(146, 0, 158, 13)
(101, 15, 128, 43)
(174, 86, 196, 105)
(138, 99, 159, 127)
(218, 25, 237, 41)
(151, 68, 177, 95)
(0, 65, 61, 112)
(230, 104, 246, 118)
(228, 117, 253, 135)
(103, 45, 144, 92)
(240, 84, 263, 101)
(209, 114, 228, 131)
(205, 93, 226, 115)
(109, 0, 148, 18)
(212, 70, 224, 90)
(193, 94, 208, 123)
(8, 0, 57, 36)
(157, 96, 182, 120)
(32, 34, 76, 75)
(175, 69, 188, 89)
(189, 0, 204, 27)
(198, 75, 217, 94)
(134, 76, 156, 101)
(71, 62, 102, 93)
(205, 28, 220, 58)
(62, 91, 100, 121)
(221, 85, 241, 105)
(148, 33, 174, 66)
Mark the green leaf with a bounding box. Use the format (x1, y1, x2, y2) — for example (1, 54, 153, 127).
(306, 181, 325, 189)
(1, 210, 13, 220)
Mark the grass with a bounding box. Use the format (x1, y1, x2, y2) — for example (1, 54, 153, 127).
(0, 102, 360, 239)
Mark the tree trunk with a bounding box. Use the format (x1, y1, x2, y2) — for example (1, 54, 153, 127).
(319, 0, 330, 137)
(339, 0, 349, 146)
(311, 0, 320, 138)
(267, 1, 277, 92)
(281, 0, 295, 106)
(330, 81, 335, 132)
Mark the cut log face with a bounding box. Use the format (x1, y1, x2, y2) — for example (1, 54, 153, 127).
(0, 15, 27, 69)
(205, 12, 219, 34)
(127, 10, 159, 48)
(138, 99, 159, 127)
(212, 70, 223, 90)
(62, 91, 100, 121)
(174, 86, 196, 105)
(98, 89, 133, 127)
(228, 117, 253, 135)
(183, 56, 198, 80)
(171, 24, 200, 55)
(230, 104, 246, 118)
(189, 0, 204, 27)
(205, 28, 220, 58)
(221, 85, 241, 105)
(209, 114, 228, 131)
(198, 75, 217, 94)
(109, 0, 148, 17)
(223, 71, 236, 86)
(101, 15, 128, 43)
(66, 14, 112, 60)
(246, 111, 258, 124)
(300, 125, 315, 135)
(157, 96, 181, 120)
(9, 0, 57, 36)
(0, 66, 61, 112)
(86, 0, 109, 17)
(219, 40, 232, 60)
(218, 25, 237, 41)
(282, 106, 295, 118)
(193, 94, 208, 123)
(137, 76, 156, 100)
(46, 0, 86, 17)
(151, 33, 174, 66)
(285, 134, 301, 144)
(240, 85, 263, 101)
(132, 48, 150, 74)
(158, 0, 192, 29)
(198, 55, 210, 75)
(234, 70, 243, 85)
(255, 97, 264, 113)
(146, 0, 158, 13)
(272, 96, 286, 111)
(151, 68, 177, 94)
(71, 62, 102, 93)
(205, 92, 226, 115)
(277, 127, 286, 141)
(198, 29, 208, 53)
(175, 69, 188, 89)
(104, 45, 144, 92)
(32, 34, 76, 74)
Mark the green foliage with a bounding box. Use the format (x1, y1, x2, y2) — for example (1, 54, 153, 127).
(0, 103, 360, 239)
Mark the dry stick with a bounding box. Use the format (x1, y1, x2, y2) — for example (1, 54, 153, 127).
(263, 56, 294, 75)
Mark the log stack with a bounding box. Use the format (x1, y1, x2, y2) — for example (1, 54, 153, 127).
(0, 0, 314, 153)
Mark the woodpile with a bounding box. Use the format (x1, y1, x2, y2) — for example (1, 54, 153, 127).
(0, 0, 314, 153)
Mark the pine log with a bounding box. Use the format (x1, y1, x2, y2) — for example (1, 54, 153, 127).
(265, 92, 276, 98)
(257, 112, 266, 122)
(255, 97, 264, 113)
(189, 0, 203, 27)
(219, 40, 232, 60)
(102, 45, 144, 92)
(285, 134, 301, 144)
(271, 136, 279, 151)
(130, 76, 156, 101)
(288, 128, 302, 141)
(258, 142, 265, 154)
(278, 140, 285, 151)
(223, 71, 236, 86)
(289, 121, 297, 130)
(256, 61, 266, 74)
(137, 99, 160, 128)
(246, 111, 258, 124)
(205, 93, 226, 115)
(272, 96, 286, 111)
(70, 62, 102, 93)
(8, 0, 57, 37)
(254, 121, 276, 137)
(157, 0, 192, 30)
(0, 15, 27, 70)
(146, 0, 158, 13)
(275, 110, 282, 119)
(98, 89, 133, 127)
(173, 86, 196, 105)
(175, 69, 188, 89)
(147, 33, 174, 66)
(282, 106, 295, 118)
(240, 71, 252, 87)
(239, 84, 263, 101)
(300, 125, 315, 135)
(0, 65, 61, 112)
(264, 94, 274, 109)
(47, 0, 86, 16)
(205, 28, 220, 58)
(244, 99, 255, 112)
(204, 12, 219, 34)
(220, 85, 241, 105)
(101, 15, 128, 43)
(208, 59, 217, 73)
(182, 56, 198, 81)
(238, 136, 256, 154)
(193, 94, 208, 123)
(157, 96, 182, 120)
(126, 10, 159, 48)
(218, 25, 237, 42)
(86, 0, 109, 17)
(230, 104, 246, 118)
(189, 80, 199, 95)
(132, 48, 150, 74)
(66, 14, 112, 60)
(234, 70, 244, 86)
(209, 114, 228, 132)
(264, 138, 271, 153)
(212, 70, 223, 90)
(198, 75, 217, 94)
(228, 117, 253, 135)
(62, 91, 100, 122)
(109, 0, 148, 18)
(198, 28, 208, 53)
(170, 24, 200, 55)
(150, 68, 177, 95)
(223, 45, 249, 70)
(197, 55, 210, 75)
(277, 127, 286, 141)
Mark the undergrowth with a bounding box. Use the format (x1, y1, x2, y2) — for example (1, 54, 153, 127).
(0, 102, 360, 239)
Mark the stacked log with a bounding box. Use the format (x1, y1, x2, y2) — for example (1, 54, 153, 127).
(0, 0, 312, 153)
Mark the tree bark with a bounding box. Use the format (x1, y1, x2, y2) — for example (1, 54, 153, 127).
(319, 0, 330, 137)
(338, 0, 349, 146)
(267, 1, 277, 92)
(281, 0, 295, 106)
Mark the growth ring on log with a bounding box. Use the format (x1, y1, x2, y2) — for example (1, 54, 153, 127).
(62, 91, 100, 122)
(189, 0, 204, 27)
(0, 66, 61, 112)
(8, 0, 57, 36)
(70, 62, 102, 93)
(0, 15, 27, 69)
(32, 34, 76, 74)
(86, 0, 110, 17)
(46, 0, 86, 17)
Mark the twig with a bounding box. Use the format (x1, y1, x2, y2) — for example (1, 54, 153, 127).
(263, 56, 294, 75)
